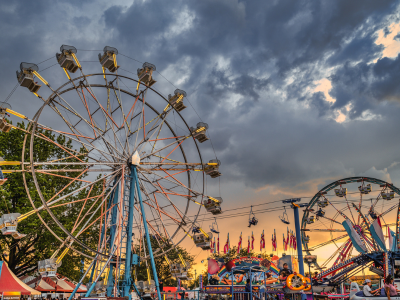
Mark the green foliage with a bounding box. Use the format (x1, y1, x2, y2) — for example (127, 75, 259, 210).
(0, 121, 100, 280)
(134, 236, 196, 287)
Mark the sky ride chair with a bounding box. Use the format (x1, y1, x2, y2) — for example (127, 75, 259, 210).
(315, 208, 325, 218)
(190, 122, 209, 143)
(98, 46, 119, 73)
(137, 62, 156, 87)
(382, 191, 394, 200)
(369, 209, 378, 220)
(358, 184, 371, 194)
(335, 187, 347, 197)
(0, 213, 25, 239)
(38, 257, 60, 278)
(210, 218, 220, 234)
(303, 235, 310, 243)
(168, 89, 187, 112)
(0, 102, 12, 133)
(204, 159, 222, 178)
(279, 207, 290, 225)
(248, 205, 258, 227)
(203, 197, 223, 215)
(16, 62, 41, 93)
(56, 45, 79, 73)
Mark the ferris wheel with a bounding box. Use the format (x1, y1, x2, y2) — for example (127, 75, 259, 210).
(0, 45, 223, 298)
(301, 176, 400, 272)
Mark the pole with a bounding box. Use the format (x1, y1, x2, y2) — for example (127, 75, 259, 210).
(231, 270, 234, 300)
(308, 264, 314, 300)
(133, 165, 162, 300)
(122, 169, 138, 298)
(293, 205, 304, 275)
(107, 182, 120, 296)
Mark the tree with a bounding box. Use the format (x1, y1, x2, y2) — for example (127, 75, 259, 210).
(134, 236, 196, 287)
(0, 121, 100, 280)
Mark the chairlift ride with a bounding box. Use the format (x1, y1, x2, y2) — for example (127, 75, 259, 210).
(279, 207, 290, 225)
(210, 218, 220, 234)
(315, 208, 325, 218)
(248, 205, 258, 227)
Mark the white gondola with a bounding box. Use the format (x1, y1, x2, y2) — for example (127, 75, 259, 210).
(87, 280, 106, 295)
(16, 63, 41, 93)
(38, 258, 60, 278)
(0, 119, 11, 133)
(358, 184, 371, 194)
(193, 231, 213, 250)
(203, 197, 222, 215)
(382, 191, 395, 200)
(306, 216, 315, 224)
(171, 262, 191, 280)
(168, 89, 187, 112)
(316, 209, 325, 217)
(136, 280, 155, 293)
(190, 122, 209, 143)
(56, 45, 79, 73)
(0, 103, 12, 133)
(137, 62, 156, 87)
(304, 235, 310, 243)
(335, 188, 347, 197)
(204, 159, 221, 178)
(98, 46, 119, 73)
(317, 198, 329, 208)
(0, 213, 25, 239)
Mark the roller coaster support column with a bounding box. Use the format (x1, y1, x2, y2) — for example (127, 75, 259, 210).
(293, 204, 304, 275)
(132, 164, 162, 300)
(282, 198, 307, 275)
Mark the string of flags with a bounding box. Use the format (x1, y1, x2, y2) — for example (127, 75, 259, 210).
(210, 228, 296, 255)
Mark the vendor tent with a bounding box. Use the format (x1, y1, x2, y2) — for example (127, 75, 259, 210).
(0, 261, 40, 295)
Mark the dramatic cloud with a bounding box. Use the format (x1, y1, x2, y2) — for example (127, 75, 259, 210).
(2, 0, 400, 269)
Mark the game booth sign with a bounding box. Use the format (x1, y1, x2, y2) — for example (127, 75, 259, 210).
(205, 256, 297, 294)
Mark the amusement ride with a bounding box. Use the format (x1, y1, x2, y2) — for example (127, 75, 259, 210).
(0, 45, 224, 299)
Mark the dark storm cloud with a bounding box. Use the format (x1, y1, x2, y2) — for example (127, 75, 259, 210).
(329, 54, 400, 119)
(1, 0, 400, 192)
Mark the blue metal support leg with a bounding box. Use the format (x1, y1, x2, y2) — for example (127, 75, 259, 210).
(107, 182, 120, 296)
(121, 168, 138, 298)
(293, 206, 304, 275)
(133, 165, 162, 300)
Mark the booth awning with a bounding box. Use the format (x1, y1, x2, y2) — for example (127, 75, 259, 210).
(0, 261, 41, 295)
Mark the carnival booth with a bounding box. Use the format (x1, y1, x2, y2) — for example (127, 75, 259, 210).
(24, 274, 87, 298)
(0, 261, 41, 297)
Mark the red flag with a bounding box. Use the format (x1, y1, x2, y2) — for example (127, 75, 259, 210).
(247, 236, 250, 253)
(237, 233, 242, 254)
(224, 233, 229, 254)
(251, 232, 255, 250)
(217, 235, 220, 254)
(272, 229, 277, 251)
(260, 230, 265, 251)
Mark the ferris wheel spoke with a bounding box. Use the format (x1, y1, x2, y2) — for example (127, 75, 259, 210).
(138, 179, 184, 226)
(308, 234, 348, 250)
(52, 91, 127, 159)
(140, 167, 202, 197)
(379, 203, 398, 218)
(44, 168, 120, 208)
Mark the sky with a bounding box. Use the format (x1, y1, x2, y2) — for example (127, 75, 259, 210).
(2, 0, 400, 277)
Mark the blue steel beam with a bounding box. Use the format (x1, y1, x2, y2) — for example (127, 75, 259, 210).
(133, 165, 162, 300)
